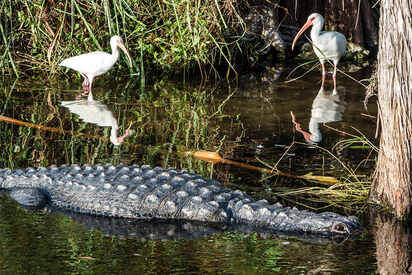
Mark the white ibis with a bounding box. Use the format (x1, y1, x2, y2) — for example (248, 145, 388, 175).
(61, 92, 131, 145)
(291, 13, 346, 94)
(60, 36, 133, 94)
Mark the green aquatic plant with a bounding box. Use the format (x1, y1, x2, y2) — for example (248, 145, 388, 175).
(0, 0, 240, 80)
(262, 127, 378, 212)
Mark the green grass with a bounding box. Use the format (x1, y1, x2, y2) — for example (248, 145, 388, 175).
(0, 0, 240, 80)
(265, 130, 378, 213)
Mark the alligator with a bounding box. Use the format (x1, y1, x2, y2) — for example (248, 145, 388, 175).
(0, 164, 360, 236)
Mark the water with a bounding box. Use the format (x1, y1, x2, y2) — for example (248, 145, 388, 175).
(0, 69, 382, 274)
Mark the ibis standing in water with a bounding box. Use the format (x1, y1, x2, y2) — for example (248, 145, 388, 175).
(60, 36, 133, 94)
(292, 13, 346, 94)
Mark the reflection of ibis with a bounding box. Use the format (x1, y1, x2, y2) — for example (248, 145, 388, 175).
(61, 92, 131, 145)
(60, 36, 132, 94)
(292, 13, 346, 93)
(292, 88, 346, 144)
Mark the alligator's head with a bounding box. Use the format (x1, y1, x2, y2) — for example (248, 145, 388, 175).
(235, 202, 361, 236)
(298, 212, 361, 235)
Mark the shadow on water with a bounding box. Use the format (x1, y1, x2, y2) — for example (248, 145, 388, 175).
(0, 70, 381, 273)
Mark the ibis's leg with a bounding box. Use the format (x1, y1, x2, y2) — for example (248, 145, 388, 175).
(77, 74, 90, 99)
(116, 123, 132, 145)
(332, 62, 338, 95)
(321, 63, 326, 91)
(88, 81, 93, 92)
(80, 73, 89, 91)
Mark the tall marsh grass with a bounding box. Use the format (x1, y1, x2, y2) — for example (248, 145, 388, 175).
(0, 0, 239, 79)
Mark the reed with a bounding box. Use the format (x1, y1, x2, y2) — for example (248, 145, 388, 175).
(0, 0, 239, 80)
(268, 131, 378, 212)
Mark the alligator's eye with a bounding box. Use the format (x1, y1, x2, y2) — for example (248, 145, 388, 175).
(331, 222, 349, 234)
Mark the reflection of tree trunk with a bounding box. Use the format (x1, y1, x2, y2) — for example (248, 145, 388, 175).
(373, 213, 411, 275)
(368, 0, 412, 218)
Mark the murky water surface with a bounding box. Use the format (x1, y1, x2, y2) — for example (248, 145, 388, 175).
(0, 69, 382, 274)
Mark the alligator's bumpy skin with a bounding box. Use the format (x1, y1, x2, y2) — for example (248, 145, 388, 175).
(0, 164, 360, 235)
(243, 4, 286, 55)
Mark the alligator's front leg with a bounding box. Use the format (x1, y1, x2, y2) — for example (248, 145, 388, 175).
(9, 188, 49, 209)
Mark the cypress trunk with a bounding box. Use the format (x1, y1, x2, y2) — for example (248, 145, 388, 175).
(369, 0, 412, 218)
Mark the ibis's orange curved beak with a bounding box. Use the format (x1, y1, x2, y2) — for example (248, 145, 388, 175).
(291, 18, 314, 51)
(117, 40, 133, 67)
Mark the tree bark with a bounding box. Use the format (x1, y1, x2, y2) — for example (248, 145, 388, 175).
(368, 0, 412, 218)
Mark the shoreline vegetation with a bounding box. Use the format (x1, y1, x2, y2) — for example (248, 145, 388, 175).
(1, 0, 241, 79)
(1, 0, 373, 81)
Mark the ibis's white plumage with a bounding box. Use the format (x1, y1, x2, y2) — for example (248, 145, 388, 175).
(292, 13, 347, 93)
(60, 36, 132, 93)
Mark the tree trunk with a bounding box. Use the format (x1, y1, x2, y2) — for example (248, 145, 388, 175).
(368, 0, 412, 218)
